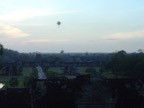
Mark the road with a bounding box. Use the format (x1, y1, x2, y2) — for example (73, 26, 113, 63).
(36, 66, 47, 80)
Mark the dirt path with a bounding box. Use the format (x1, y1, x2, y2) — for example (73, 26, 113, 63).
(36, 66, 47, 80)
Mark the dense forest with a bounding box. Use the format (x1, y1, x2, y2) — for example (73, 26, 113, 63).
(104, 50, 144, 78)
(0, 46, 144, 79)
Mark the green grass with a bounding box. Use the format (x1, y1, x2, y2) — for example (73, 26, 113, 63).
(77, 67, 90, 74)
(102, 71, 116, 78)
(0, 76, 11, 84)
(47, 67, 63, 74)
(46, 67, 99, 75)
(0, 67, 35, 89)
(44, 66, 133, 79)
(22, 67, 34, 77)
(47, 67, 88, 74)
(77, 67, 99, 75)
(0, 66, 100, 89)
(102, 71, 133, 79)
(0, 76, 25, 89)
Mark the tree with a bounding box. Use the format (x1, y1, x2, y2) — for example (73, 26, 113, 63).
(12, 65, 17, 75)
(60, 50, 64, 54)
(0, 44, 4, 69)
(0, 43, 3, 55)
(23, 76, 34, 88)
(17, 65, 23, 75)
(35, 53, 42, 65)
(44, 64, 50, 72)
(104, 50, 144, 78)
(138, 49, 144, 53)
(105, 50, 128, 74)
(9, 77, 18, 87)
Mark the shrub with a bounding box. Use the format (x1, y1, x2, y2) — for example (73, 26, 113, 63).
(9, 77, 18, 87)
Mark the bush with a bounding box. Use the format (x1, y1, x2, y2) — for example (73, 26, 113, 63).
(46, 71, 59, 78)
(9, 77, 18, 87)
(23, 77, 31, 87)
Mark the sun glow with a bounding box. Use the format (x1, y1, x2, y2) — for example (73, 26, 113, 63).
(0, 83, 5, 89)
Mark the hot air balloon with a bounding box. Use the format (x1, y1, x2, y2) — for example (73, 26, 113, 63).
(57, 21, 61, 27)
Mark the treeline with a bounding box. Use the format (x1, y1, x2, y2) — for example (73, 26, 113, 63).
(1, 47, 144, 78)
(104, 50, 144, 78)
(0, 48, 111, 64)
(0, 49, 35, 63)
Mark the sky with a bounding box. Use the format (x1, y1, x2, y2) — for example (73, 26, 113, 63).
(0, 0, 144, 53)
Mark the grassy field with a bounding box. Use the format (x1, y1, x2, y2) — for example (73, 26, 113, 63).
(47, 67, 63, 74)
(0, 66, 100, 89)
(102, 71, 117, 78)
(0, 76, 25, 89)
(22, 67, 34, 77)
(46, 67, 99, 75)
(0, 67, 34, 89)
(0, 66, 90, 89)
(102, 71, 133, 79)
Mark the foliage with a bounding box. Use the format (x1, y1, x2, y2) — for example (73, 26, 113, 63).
(23, 76, 33, 88)
(60, 50, 64, 54)
(35, 53, 42, 63)
(46, 71, 59, 78)
(47, 67, 63, 73)
(59, 75, 68, 80)
(99, 66, 105, 73)
(17, 65, 23, 75)
(31, 68, 38, 79)
(0, 44, 4, 55)
(22, 67, 33, 76)
(43, 64, 50, 72)
(9, 77, 18, 87)
(22, 67, 36, 87)
(104, 50, 144, 78)
(0, 47, 111, 68)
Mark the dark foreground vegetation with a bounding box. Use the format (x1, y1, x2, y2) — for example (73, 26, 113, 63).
(0, 45, 144, 108)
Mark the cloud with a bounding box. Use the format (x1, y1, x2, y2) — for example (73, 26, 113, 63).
(0, 9, 53, 22)
(23, 39, 69, 44)
(104, 30, 144, 40)
(0, 9, 73, 23)
(0, 23, 30, 38)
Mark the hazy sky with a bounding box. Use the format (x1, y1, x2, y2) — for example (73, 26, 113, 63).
(0, 0, 144, 53)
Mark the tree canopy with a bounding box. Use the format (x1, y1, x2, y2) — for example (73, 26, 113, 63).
(104, 50, 144, 78)
(0, 44, 3, 55)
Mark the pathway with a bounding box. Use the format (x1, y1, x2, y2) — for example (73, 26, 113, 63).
(36, 66, 47, 80)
